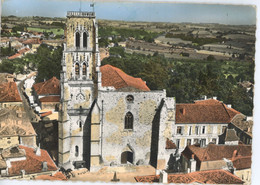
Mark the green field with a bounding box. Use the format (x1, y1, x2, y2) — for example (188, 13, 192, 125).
(27, 27, 64, 35)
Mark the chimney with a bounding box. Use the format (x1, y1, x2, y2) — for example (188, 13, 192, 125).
(180, 108, 186, 115)
(35, 144, 41, 156)
(227, 104, 232, 108)
(159, 170, 168, 183)
(213, 96, 217, 100)
(21, 170, 25, 178)
(42, 161, 48, 172)
(232, 150, 238, 160)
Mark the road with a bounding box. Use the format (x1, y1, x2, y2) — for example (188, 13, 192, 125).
(16, 73, 40, 123)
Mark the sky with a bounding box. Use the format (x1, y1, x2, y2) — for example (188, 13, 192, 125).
(1, 0, 256, 25)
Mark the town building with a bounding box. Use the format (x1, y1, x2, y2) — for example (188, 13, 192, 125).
(32, 76, 60, 110)
(174, 98, 241, 151)
(181, 143, 251, 181)
(229, 114, 252, 145)
(0, 108, 37, 149)
(0, 145, 58, 179)
(0, 82, 23, 109)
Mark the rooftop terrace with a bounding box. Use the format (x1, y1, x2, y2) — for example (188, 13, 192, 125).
(67, 11, 95, 18)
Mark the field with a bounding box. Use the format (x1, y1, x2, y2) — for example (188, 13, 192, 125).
(27, 27, 64, 35)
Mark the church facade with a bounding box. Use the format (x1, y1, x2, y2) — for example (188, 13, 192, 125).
(58, 11, 176, 171)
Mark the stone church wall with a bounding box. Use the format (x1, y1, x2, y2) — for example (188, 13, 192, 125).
(96, 90, 167, 166)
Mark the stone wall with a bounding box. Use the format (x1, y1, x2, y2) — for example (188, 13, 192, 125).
(94, 90, 167, 167)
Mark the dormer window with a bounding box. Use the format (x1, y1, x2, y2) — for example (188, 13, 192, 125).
(126, 95, 134, 103)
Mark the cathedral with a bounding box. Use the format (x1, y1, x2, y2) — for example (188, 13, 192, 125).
(58, 11, 176, 171)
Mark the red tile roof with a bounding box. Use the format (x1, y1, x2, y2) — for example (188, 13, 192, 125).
(181, 144, 251, 162)
(40, 111, 52, 117)
(8, 53, 22, 59)
(22, 38, 42, 45)
(166, 138, 177, 149)
(100, 64, 150, 91)
(176, 99, 240, 124)
(33, 77, 60, 95)
(39, 96, 60, 102)
(135, 170, 243, 184)
(18, 47, 30, 54)
(35, 171, 67, 181)
(232, 156, 251, 170)
(8, 145, 58, 176)
(0, 82, 22, 102)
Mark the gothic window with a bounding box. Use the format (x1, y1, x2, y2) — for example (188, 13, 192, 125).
(125, 112, 133, 129)
(83, 32, 87, 48)
(75, 63, 79, 76)
(76, 32, 80, 48)
(75, 146, 79, 157)
(126, 95, 134, 103)
(83, 63, 87, 75)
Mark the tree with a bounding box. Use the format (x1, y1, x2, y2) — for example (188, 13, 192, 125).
(207, 55, 215, 61)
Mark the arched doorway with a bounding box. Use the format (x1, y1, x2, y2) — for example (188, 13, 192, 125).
(121, 151, 133, 164)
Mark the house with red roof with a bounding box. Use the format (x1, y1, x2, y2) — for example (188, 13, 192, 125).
(0, 145, 58, 179)
(32, 77, 60, 110)
(181, 143, 251, 184)
(173, 98, 241, 151)
(22, 38, 42, 53)
(0, 82, 23, 109)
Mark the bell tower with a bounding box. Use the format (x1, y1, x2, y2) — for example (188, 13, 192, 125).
(58, 11, 101, 167)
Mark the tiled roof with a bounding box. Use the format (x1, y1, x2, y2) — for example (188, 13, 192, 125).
(166, 138, 177, 149)
(35, 171, 67, 181)
(100, 64, 150, 91)
(2, 146, 26, 159)
(40, 111, 52, 117)
(225, 129, 240, 142)
(22, 38, 42, 45)
(135, 170, 243, 184)
(0, 109, 36, 136)
(8, 145, 58, 176)
(8, 53, 22, 59)
(176, 99, 240, 124)
(39, 96, 60, 102)
(231, 114, 253, 137)
(181, 144, 251, 162)
(232, 156, 251, 170)
(0, 82, 22, 102)
(18, 47, 30, 54)
(0, 73, 14, 83)
(33, 77, 60, 95)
